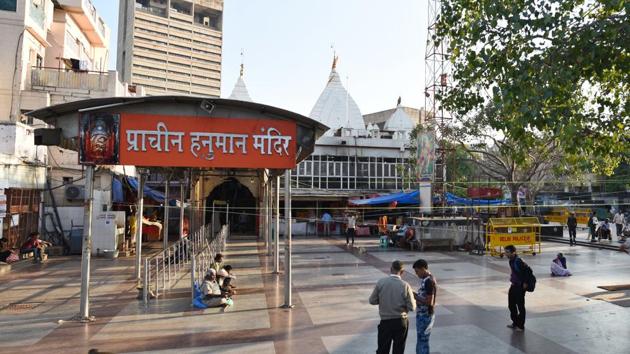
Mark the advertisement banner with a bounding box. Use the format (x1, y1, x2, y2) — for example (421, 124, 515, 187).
(416, 130, 436, 181)
(118, 114, 297, 169)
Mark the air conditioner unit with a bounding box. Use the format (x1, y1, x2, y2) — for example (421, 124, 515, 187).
(65, 184, 85, 201)
(203, 16, 210, 26)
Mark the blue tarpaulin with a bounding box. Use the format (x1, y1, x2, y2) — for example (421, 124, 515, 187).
(124, 177, 177, 206)
(112, 177, 124, 203)
(348, 190, 511, 207)
(349, 190, 420, 206)
(445, 192, 511, 206)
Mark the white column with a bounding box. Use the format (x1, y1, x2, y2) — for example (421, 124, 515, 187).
(273, 175, 280, 273)
(179, 180, 185, 239)
(134, 173, 145, 281)
(163, 178, 169, 249)
(282, 169, 293, 308)
(267, 180, 273, 255)
(79, 165, 95, 321)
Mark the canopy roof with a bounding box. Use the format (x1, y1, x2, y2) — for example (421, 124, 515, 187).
(27, 96, 328, 168)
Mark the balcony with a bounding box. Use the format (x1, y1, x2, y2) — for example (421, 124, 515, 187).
(56, 0, 109, 47)
(31, 67, 109, 91)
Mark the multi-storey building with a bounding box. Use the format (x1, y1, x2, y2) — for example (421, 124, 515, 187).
(117, 0, 223, 97)
(0, 0, 139, 248)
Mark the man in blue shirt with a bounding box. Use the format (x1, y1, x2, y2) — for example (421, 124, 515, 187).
(413, 259, 436, 354)
(321, 211, 332, 236)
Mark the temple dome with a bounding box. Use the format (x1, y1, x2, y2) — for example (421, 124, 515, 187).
(309, 58, 365, 136)
(228, 65, 253, 102)
(384, 101, 414, 131)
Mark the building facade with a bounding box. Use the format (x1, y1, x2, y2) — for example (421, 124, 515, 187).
(117, 0, 223, 97)
(0, 0, 139, 248)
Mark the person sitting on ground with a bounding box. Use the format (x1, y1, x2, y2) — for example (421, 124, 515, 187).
(20, 232, 50, 263)
(210, 253, 224, 273)
(1, 238, 17, 263)
(217, 265, 237, 296)
(598, 219, 612, 241)
(201, 270, 230, 308)
(550, 253, 572, 277)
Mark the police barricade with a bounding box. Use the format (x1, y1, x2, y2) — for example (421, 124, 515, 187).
(485, 217, 541, 257)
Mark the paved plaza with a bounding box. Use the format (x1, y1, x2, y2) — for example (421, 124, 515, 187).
(1, 235, 629, 354)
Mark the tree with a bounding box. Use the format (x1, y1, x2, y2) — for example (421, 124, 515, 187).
(437, 0, 629, 174)
(450, 105, 566, 205)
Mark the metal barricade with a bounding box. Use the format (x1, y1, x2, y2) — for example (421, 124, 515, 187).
(141, 225, 227, 305)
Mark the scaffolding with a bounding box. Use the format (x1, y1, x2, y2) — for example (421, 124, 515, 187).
(424, 0, 454, 211)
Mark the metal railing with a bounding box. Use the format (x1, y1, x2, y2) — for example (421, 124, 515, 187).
(31, 67, 109, 91)
(141, 224, 228, 305)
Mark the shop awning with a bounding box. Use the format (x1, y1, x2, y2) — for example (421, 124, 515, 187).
(349, 190, 419, 206)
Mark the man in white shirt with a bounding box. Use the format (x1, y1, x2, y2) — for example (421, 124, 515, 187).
(202, 269, 228, 308)
(613, 211, 625, 240)
(346, 213, 357, 246)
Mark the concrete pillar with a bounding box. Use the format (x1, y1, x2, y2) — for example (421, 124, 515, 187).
(79, 165, 95, 321)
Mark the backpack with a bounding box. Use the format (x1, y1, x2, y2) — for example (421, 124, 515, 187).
(514, 258, 536, 292)
(587, 216, 594, 228)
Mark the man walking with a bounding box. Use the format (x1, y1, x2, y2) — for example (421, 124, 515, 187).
(613, 211, 625, 240)
(505, 245, 527, 331)
(567, 212, 578, 246)
(369, 260, 416, 354)
(413, 259, 436, 354)
(346, 212, 356, 246)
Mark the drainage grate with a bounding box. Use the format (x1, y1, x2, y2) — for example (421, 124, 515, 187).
(442, 268, 455, 271)
(2, 302, 43, 313)
(331, 273, 345, 276)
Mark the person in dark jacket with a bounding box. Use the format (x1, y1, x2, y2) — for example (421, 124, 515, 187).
(567, 212, 578, 246)
(505, 245, 527, 331)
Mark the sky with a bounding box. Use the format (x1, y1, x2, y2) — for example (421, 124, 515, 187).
(94, 0, 427, 117)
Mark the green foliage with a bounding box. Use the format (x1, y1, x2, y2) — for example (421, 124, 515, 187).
(437, 0, 629, 174)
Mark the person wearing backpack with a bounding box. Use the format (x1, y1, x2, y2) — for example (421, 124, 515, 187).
(504, 245, 530, 332)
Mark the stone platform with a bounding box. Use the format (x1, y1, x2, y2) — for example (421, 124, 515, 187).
(0, 235, 629, 354)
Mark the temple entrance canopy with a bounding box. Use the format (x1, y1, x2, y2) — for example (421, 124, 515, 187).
(27, 96, 327, 320)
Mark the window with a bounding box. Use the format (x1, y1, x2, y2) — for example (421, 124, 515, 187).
(0, 0, 17, 12)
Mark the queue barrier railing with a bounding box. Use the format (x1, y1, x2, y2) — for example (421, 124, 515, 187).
(142, 224, 226, 305)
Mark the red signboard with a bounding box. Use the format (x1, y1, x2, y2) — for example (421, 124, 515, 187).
(118, 114, 297, 168)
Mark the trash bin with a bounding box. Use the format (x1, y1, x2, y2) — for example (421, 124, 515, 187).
(70, 228, 83, 255)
